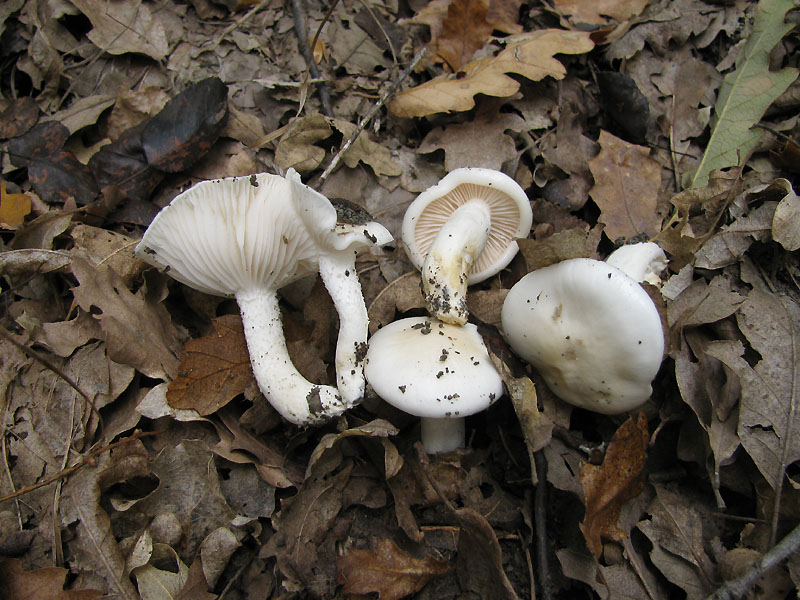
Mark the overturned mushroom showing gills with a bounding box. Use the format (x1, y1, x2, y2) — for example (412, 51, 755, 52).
(501, 258, 664, 414)
(364, 316, 503, 453)
(135, 169, 392, 425)
(402, 168, 532, 325)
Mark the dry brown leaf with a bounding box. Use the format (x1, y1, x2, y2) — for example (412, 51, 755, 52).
(389, 29, 593, 118)
(337, 538, 451, 600)
(637, 485, 716, 599)
(579, 412, 649, 557)
(70, 256, 182, 380)
(0, 558, 103, 600)
(455, 507, 519, 599)
(418, 112, 527, 171)
(0, 183, 32, 229)
(588, 130, 661, 241)
(434, 0, 494, 71)
(367, 272, 426, 334)
(167, 314, 253, 416)
(772, 179, 800, 250)
(705, 288, 800, 491)
(517, 226, 602, 272)
(554, 0, 650, 25)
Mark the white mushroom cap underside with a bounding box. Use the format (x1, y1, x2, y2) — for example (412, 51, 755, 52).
(501, 258, 664, 413)
(402, 168, 532, 284)
(135, 172, 330, 297)
(365, 316, 503, 419)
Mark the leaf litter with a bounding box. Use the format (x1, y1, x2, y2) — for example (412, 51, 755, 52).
(1, 0, 800, 598)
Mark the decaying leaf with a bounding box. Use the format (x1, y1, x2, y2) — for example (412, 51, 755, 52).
(689, 0, 798, 187)
(579, 413, 649, 557)
(517, 226, 602, 272)
(167, 314, 254, 416)
(771, 178, 800, 250)
(588, 130, 662, 241)
(337, 538, 450, 600)
(389, 29, 593, 117)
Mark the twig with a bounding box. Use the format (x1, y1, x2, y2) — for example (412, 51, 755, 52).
(0, 324, 104, 434)
(292, 0, 334, 117)
(532, 451, 552, 600)
(0, 430, 152, 504)
(319, 46, 427, 182)
(704, 521, 800, 600)
(214, 0, 271, 48)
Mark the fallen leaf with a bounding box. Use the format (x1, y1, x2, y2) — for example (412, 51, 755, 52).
(579, 413, 649, 557)
(0, 558, 103, 600)
(705, 288, 800, 491)
(455, 508, 519, 600)
(688, 0, 798, 187)
(70, 0, 170, 60)
(0, 96, 39, 138)
(337, 538, 451, 600)
(554, 0, 649, 25)
(434, 0, 494, 71)
(0, 182, 32, 228)
(693, 201, 776, 269)
(771, 178, 800, 250)
(418, 111, 527, 171)
(588, 130, 662, 241)
(637, 485, 716, 599)
(167, 314, 254, 416)
(517, 226, 602, 272)
(70, 256, 182, 379)
(389, 29, 593, 118)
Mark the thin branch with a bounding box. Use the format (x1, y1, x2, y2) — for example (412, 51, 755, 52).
(704, 521, 800, 600)
(0, 430, 152, 504)
(319, 46, 427, 182)
(292, 0, 335, 117)
(533, 451, 552, 600)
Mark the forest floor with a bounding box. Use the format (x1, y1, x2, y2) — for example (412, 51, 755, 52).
(1, 0, 800, 598)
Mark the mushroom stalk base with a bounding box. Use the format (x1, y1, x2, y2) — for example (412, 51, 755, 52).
(421, 200, 491, 325)
(420, 417, 465, 453)
(237, 288, 345, 426)
(318, 251, 369, 407)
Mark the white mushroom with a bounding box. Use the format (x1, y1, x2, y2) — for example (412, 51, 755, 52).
(135, 169, 392, 425)
(402, 168, 532, 325)
(606, 241, 668, 286)
(364, 316, 504, 453)
(500, 258, 664, 414)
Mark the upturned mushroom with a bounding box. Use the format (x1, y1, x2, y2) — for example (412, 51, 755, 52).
(135, 169, 392, 425)
(364, 316, 504, 453)
(500, 257, 664, 414)
(402, 168, 532, 325)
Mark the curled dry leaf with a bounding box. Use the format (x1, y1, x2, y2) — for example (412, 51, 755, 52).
(0, 183, 32, 229)
(0, 558, 103, 600)
(337, 538, 451, 600)
(167, 314, 254, 416)
(579, 412, 649, 557)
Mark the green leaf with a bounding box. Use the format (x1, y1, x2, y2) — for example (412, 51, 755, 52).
(688, 0, 798, 188)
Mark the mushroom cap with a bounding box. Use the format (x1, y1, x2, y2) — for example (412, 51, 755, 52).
(364, 316, 503, 419)
(134, 169, 389, 297)
(402, 168, 532, 284)
(500, 258, 664, 414)
(606, 241, 667, 286)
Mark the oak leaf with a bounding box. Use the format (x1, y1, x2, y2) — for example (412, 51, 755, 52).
(588, 130, 661, 241)
(579, 412, 649, 557)
(554, 0, 649, 25)
(167, 314, 253, 416)
(389, 29, 593, 118)
(337, 538, 451, 600)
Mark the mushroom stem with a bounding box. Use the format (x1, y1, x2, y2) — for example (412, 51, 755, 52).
(420, 200, 492, 325)
(420, 417, 465, 453)
(606, 242, 668, 286)
(317, 251, 369, 407)
(236, 287, 344, 425)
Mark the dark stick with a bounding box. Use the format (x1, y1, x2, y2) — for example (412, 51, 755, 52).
(533, 450, 552, 600)
(291, 0, 334, 117)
